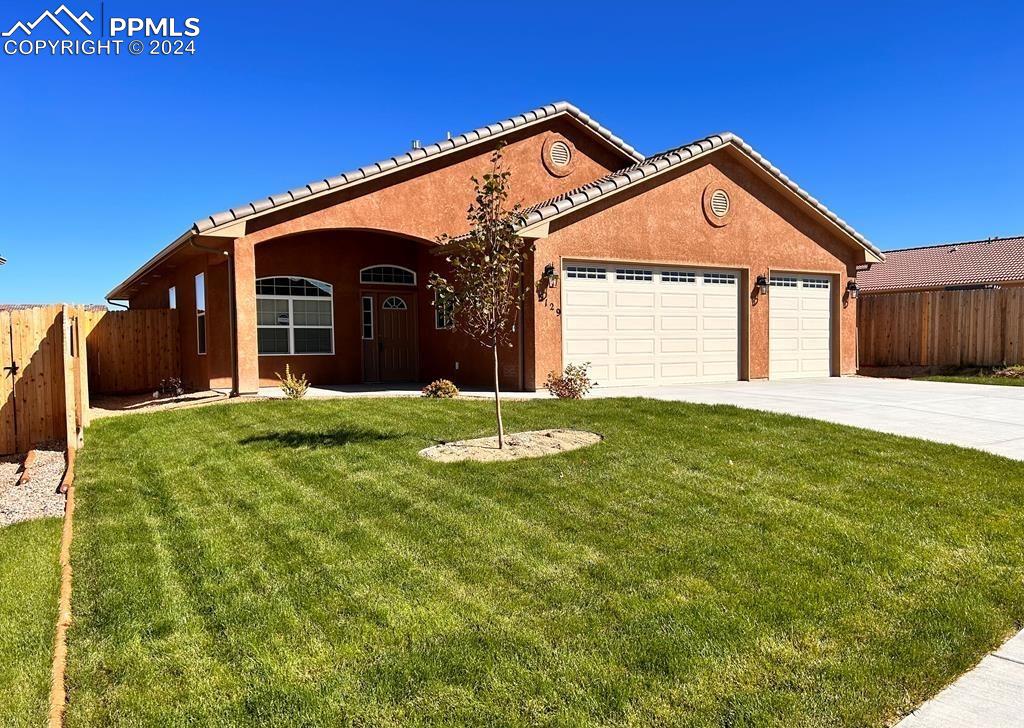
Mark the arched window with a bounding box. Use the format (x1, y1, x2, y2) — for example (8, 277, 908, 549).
(256, 276, 334, 355)
(382, 296, 407, 310)
(359, 265, 416, 286)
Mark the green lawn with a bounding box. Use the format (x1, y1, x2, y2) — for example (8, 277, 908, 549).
(916, 374, 1024, 387)
(66, 398, 1024, 727)
(0, 517, 62, 728)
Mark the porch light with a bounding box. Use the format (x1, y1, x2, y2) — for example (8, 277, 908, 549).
(846, 279, 860, 299)
(542, 263, 559, 288)
(755, 275, 769, 295)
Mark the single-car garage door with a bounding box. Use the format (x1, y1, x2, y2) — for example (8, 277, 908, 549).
(561, 261, 740, 386)
(769, 273, 832, 379)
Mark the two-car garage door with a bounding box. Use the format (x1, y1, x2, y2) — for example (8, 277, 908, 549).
(561, 261, 740, 386)
(561, 261, 834, 386)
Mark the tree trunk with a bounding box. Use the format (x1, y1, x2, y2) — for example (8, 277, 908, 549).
(492, 343, 504, 449)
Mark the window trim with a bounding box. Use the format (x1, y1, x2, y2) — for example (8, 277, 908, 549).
(361, 295, 374, 341)
(434, 290, 454, 330)
(256, 276, 335, 356)
(168, 285, 176, 309)
(195, 273, 206, 356)
(358, 265, 417, 286)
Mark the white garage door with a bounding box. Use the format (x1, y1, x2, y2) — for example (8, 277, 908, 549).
(769, 273, 832, 379)
(561, 261, 739, 386)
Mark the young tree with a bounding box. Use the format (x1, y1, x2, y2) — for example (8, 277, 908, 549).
(428, 147, 534, 449)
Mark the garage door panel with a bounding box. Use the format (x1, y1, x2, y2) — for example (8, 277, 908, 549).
(563, 261, 739, 387)
(616, 339, 655, 354)
(566, 317, 610, 333)
(770, 273, 832, 379)
(660, 293, 698, 308)
(565, 289, 609, 307)
(615, 316, 655, 331)
(615, 291, 656, 307)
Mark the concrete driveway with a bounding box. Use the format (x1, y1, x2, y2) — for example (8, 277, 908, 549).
(590, 377, 1024, 461)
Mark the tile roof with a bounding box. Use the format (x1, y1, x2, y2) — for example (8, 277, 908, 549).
(515, 132, 882, 259)
(858, 236, 1024, 292)
(193, 101, 644, 234)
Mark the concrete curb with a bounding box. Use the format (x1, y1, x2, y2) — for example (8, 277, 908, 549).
(47, 450, 75, 728)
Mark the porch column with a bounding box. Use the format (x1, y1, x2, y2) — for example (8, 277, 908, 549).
(232, 237, 260, 395)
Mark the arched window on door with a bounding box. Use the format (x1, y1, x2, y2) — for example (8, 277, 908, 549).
(381, 296, 408, 310)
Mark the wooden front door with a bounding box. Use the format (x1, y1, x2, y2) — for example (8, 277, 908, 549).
(361, 292, 417, 383)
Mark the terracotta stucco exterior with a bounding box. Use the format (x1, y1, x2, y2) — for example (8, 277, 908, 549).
(124, 111, 870, 393)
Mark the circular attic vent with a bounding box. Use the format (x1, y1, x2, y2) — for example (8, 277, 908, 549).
(710, 189, 730, 217)
(549, 140, 572, 167)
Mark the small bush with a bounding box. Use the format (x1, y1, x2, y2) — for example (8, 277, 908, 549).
(154, 377, 184, 399)
(546, 362, 596, 399)
(422, 379, 459, 399)
(276, 365, 309, 400)
(994, 365, 1024, 379)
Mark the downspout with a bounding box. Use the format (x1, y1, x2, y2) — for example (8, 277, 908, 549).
(105, 299, 128, 309)
(190, 240, 238, 397)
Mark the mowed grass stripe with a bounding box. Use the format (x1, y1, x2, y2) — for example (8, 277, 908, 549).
(65, 398, 1024, 727)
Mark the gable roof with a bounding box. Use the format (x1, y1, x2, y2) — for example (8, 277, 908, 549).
(108, 101, 642, 299)
(193, 102, 643, 235)
(515, 132, 883, 261)
(858, 235, 1024, 292)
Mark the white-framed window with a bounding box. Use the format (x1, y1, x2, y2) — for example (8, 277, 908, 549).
(382, 296, 407, 310)
(361, 296, 373, 340)
(195, 273, 206, 355)
(434, 290, 454, 330)
(565, 265, 607, 280)
(359, 265, 416, 285)
(256, 276, 334, 355)
(704, 272, 737, 285)
(770, 276, 798, 288)
(168, 285, 176, 309)
(661, 270, 696, 284)
(803, 278, 830, 289)
(616, 268, 653, 281)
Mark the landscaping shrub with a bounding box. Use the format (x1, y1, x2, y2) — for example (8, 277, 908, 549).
(994, 365, 1024, 379)
(276, 365, 309, 399)
(154, 377, 184, 398)
(421, 379, 459, 399)
(546, 362, 595, 399)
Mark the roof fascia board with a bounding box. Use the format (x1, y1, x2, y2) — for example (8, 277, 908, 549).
(106, 228, 194, 300)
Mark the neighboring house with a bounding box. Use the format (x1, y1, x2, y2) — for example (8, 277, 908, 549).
(109, 101, 882, 393)
(858, 235, 1024, 293)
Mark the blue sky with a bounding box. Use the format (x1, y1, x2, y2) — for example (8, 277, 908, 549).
(1, 0, 1021, 304)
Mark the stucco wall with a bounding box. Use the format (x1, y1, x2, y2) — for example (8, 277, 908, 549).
(525, 152, 862, 386)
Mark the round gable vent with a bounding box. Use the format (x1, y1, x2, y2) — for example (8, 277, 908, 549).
(710, 189, 730, 217)
(550, 140, 571, 167)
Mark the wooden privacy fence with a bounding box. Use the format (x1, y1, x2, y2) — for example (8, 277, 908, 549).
(80, 308, 179, 394)
(0, 306, 180, 455)
(858, 288, 1024, 368)
(0, 305, 88, 456)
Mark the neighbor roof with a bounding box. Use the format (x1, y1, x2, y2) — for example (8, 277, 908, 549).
(858, 235, 1024, 292)
(515, 132, 883, 260)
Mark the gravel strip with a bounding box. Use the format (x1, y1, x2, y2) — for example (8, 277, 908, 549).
(0, 448, 66, 527)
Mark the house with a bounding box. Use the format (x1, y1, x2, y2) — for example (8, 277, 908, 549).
(858, 235, 1024, 293)
(108, 101, 882, 394)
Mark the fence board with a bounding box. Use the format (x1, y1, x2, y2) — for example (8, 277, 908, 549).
(82, 309, 179, 394)
(0, 311, 14, 454)
(859, 288, 1024, 368)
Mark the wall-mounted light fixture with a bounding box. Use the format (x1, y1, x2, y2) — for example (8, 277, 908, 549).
(755, 275, 769, 295)
(542, 263, 559, 289)
(846, 279, 860, 299)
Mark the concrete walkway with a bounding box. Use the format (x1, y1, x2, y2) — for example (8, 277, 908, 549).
(896, 631, 1024, 727)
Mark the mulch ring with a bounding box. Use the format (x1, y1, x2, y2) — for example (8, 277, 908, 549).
(420, 429, 603, 463)
(0, 448, 66, 527)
